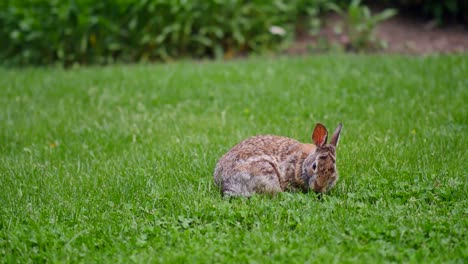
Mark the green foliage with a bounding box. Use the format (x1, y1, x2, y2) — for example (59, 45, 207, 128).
(1, 54, 467, 262)
(0, 0, 328, 66)
(330, 0, 396, 51)
(377, 0, 468, 25)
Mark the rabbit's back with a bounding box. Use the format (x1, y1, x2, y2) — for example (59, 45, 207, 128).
(214, 135, 308, 196)
(225, 135, 299, 157)
(215, 135, 300, 168)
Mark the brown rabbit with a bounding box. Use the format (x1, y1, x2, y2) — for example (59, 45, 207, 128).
(214, 123, 343, 197)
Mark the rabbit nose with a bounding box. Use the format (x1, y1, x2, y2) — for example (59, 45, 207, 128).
(313, 182, 324, 193)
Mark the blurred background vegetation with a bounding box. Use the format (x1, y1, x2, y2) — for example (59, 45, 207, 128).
(0, 0, 466, 67)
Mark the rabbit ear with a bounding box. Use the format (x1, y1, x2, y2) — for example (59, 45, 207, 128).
(312, 123, 328, 147)
(330, 123, 343, 147)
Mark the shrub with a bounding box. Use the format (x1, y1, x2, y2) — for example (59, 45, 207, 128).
(330, 0, 397, 52)
(0, 0, 329, 66)
(369, 0, 468, 25)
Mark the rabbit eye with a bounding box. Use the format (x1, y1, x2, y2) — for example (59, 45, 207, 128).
(312, 161, 317, 171)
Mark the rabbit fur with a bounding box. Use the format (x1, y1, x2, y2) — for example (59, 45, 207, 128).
(214, 123, 343, 197)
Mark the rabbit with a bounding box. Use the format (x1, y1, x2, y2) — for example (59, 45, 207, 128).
(213, 123, 343, 197)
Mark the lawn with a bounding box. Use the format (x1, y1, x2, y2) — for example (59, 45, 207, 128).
(0, 54, 467, 263)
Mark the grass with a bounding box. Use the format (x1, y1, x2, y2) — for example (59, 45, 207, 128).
(0, 54, 467, 263)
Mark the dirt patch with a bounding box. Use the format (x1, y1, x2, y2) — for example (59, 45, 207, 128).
(288, 11, 468, 55)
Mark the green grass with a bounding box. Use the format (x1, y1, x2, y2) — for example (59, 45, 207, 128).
(0, 54, 467, 263)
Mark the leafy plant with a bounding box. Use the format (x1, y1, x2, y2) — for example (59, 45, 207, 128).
(330, 0, 397, 51)
(0, 0, 329, 66)
(374, 0, 467, 25)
